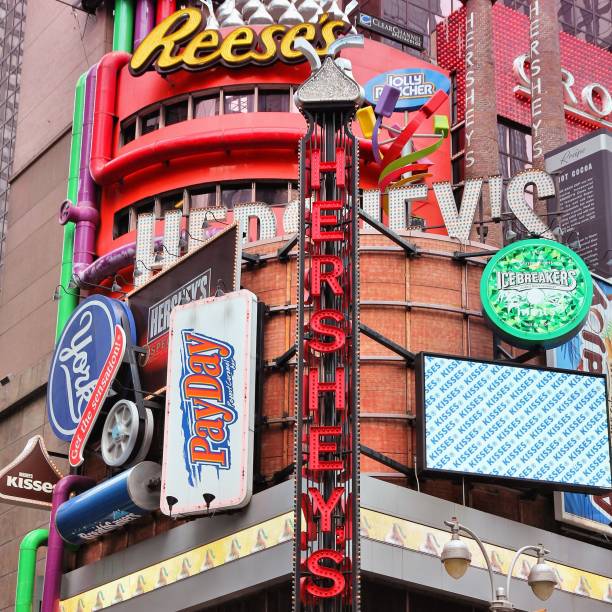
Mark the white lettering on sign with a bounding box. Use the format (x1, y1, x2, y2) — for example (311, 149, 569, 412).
(57, 311, 98, 423)
(529, 0, 543, 159)
(464, 9, 476, 168)
(513, 54, 612, 128)
(135, 170, 557, 254)
(6, 475, 54, 493)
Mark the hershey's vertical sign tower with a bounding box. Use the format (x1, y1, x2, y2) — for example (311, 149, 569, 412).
(293, 55, 362, 611)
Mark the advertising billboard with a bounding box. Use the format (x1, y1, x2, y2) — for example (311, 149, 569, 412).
(417, 354, 612, 491)
(128, 225, 241, 393)
(545, 131, 612, 282)
(357, 13, 423, 50)
(161, 290, 257, 517)
(0, 436, 63, 509)
(480, 239, 593, 349)
(549, 277, 612, 534)
(364, 68, 450, 111)
(47, 295, 135, 442)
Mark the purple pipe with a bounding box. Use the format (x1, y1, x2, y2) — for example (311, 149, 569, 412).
(64, 64, 99, 280)
(78, 236, 164, 286)
(134, 0, 155, 49)
(41, 475, 95, 612)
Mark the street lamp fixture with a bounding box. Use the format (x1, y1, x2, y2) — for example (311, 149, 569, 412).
(441, 517, 557, 611)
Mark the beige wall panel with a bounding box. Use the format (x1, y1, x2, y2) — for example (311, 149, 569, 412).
(13, 2, 110, 173)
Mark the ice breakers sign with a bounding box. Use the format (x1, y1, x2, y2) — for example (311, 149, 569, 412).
(47, 296, 131, 442)
(481, 239, 593, 349)
(418, 354, 612, 491)
(364, 69, 450, 111)
(161, 290, 257, 517)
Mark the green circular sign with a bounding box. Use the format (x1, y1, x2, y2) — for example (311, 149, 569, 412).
(480, 239, 593, 349)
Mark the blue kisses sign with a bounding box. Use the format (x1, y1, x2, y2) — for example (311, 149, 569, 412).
(47, 296, 135, 442)
(364, 68, 451, 111)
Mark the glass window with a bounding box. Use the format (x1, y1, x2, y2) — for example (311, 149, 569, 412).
(190, 186, 217, 209)
(194, 94, 219, 118)
(121, 119, 136, 145)
(165, 99, 188, 126)
(136, 199, 155, 215)
(221, 183, 252, 209)
(113, 207, 131, 238)
(256, 182, 289, 204)
(259, 89, 290, 112)
(141, 109, 160, 135)
(160, 192, 184, 214)
(224, 91, 254, 114)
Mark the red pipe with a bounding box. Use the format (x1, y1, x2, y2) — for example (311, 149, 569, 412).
(156, 0, 175, 23)
(90, 52, 131, 185)
(94, 126, 305, 185)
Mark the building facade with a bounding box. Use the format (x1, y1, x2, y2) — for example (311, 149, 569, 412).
(0, 0, 609, 611)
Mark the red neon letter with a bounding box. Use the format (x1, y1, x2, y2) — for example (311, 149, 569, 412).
(309, 487, 344, 532)
(309, 309, 345, 353)
(309, 367, 345, 419)
(311, 255, 343, 296)
(312, 200, 344, 242)
(309, 426, 343, 471)
(304, 550, 346, 599)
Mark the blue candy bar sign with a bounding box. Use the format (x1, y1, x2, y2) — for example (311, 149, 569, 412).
(364, 69, 450, 111)
(47, 296, 132, 442)
(418, 354, 612, 491)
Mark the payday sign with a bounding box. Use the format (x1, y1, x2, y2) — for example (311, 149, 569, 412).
(47, 296, 134, 442)
(364, 68, 450, 111)
(130, 8, 348, 76)
(480, 239, 593, 349)
(161, 290, 257, 517)
(417, 354, 612, 491)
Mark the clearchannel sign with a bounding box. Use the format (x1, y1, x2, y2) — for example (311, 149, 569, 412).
(417, 354, 612, 491)
(480, 239, 593, 349)
(47, 296, 134, 442)
(364, 68, 450, 112)
(357, 13, 423, 50)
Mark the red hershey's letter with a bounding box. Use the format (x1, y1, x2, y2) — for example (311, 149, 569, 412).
(308, 487, 344, 532)
(312, 200, 344, 242)
(303, 550, 346, 599)
(309, 310, 345, 353)
(311, 255, 344, 296)
(309, 426, 343, 471)
(309, 367, 345, 420)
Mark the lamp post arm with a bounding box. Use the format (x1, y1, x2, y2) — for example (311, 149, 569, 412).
(445, 520, 496, 602)
(505, 544, 545, 601)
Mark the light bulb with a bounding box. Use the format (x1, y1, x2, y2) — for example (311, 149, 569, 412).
(443, 556, 470, 579)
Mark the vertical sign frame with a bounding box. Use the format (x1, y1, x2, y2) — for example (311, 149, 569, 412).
(293, 57, 362, 611)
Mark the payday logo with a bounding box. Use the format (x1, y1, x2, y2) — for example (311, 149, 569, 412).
(179, 330, 237, 486)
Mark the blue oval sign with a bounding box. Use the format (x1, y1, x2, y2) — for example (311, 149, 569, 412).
(364, 68, 451, 111)
(47, 296, 131, 442)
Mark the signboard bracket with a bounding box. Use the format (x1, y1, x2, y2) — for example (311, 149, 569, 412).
(359, 209, 419, 257)
(359, 322, 415, 364)
(277, 234, 298, 261)
(361, 444, 416, 480)
(452, 249, 498, 261)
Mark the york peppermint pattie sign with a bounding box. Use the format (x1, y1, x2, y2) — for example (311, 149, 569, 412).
(480, 239, 593, 348)
(47, 296, 133, 443)
(364, 68, 450, 112)
(161, 290, 257, 517)
(417, 354, 611, 491)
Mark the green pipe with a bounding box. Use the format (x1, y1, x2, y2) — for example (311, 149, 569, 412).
(55, 73, 86, 341)
(15, 528, 48, 612)
(113, 0, 135, 52)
